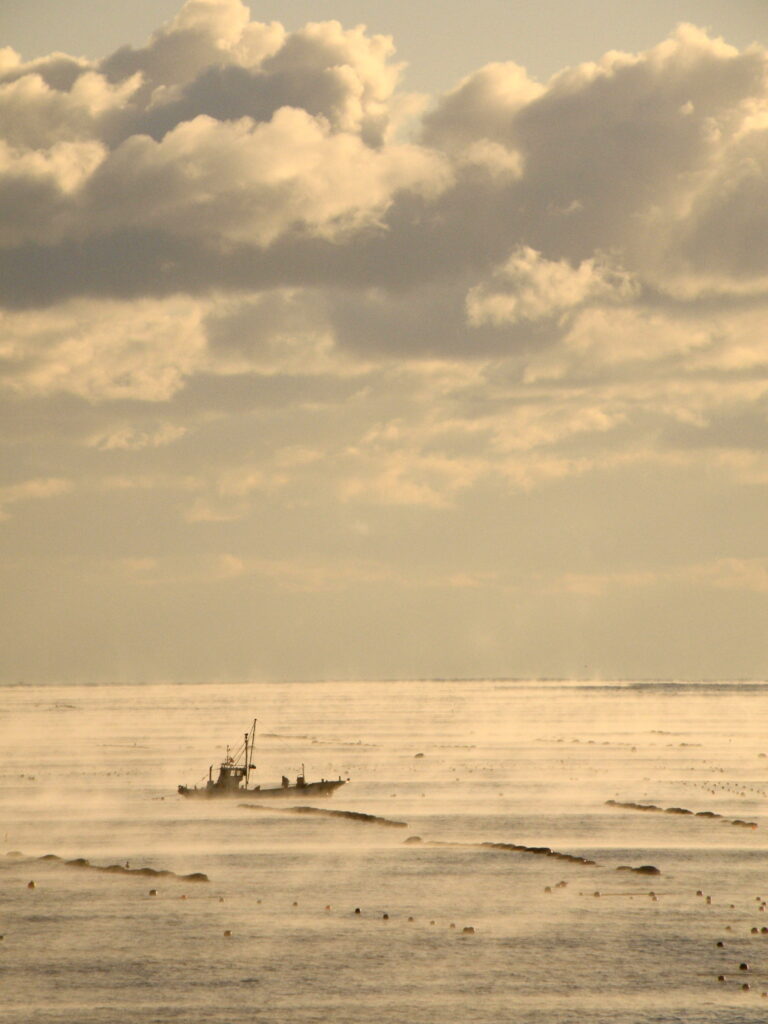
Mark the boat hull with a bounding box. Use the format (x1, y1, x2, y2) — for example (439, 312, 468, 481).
(178, 779, 346, 799)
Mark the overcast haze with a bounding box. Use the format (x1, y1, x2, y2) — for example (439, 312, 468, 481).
(2, 0, 768, 683)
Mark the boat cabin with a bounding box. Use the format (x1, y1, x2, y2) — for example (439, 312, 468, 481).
(207, 759, 246, 792)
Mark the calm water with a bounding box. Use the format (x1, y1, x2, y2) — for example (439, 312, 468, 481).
(2, 679, 768, 1023)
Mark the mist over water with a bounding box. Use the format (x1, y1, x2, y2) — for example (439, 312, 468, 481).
(3, 679, 768, 1023)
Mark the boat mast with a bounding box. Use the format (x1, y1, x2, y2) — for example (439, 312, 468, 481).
(244, 718, 257, 787)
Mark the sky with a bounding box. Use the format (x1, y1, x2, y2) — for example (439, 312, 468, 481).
(2, 0, 768, 683)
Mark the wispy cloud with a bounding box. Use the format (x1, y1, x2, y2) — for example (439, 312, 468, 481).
(0, 477, 72, 520)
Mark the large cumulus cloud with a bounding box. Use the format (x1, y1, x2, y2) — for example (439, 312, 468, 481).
(2, 0, 768, 507)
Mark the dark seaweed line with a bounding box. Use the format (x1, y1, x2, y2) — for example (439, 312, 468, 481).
(404, 837, 659, 874)
(6, 851, 208, 882)
(606, 800, 758, 828)
(239, 803, 408, 827)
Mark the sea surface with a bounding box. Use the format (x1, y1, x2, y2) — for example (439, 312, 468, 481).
(2, 679, 768, 1023)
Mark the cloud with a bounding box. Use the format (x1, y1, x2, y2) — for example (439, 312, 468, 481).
(466, 247, 638, 327)
(0, 477, 72, 521)
(3, 2, 768, 510)
(87, 422, 187, 451)
(552, 557, 768, 596)
(0, 296, 208, 400)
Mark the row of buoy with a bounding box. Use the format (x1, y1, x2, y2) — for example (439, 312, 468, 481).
(717, 977, 764, 992)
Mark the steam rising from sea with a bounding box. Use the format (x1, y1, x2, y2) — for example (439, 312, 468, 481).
(3, 679, 768, 1023)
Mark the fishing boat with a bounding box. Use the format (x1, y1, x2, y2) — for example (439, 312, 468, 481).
(177, 719, 347, 799)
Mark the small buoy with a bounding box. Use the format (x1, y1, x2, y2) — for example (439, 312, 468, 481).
(751, 927, 759, 934)
(544, 886, 552, 893)
(740, 962, 749, 971)
(382, 913, 389, 920)
(219, 897, 224, 903)
(408, 916, 414, 922)
(354, 908, 361, 915)
(26, 881, 35, 890)
(449, 923, 456, 929)
(430, 920, 435, 925)
(593, 891, 600, 898)
(325, 905, 331, 912)
(742, 983, 750, 991)
(696, 890, 703, 896)
(462, 926, 475, 934)
(180, 894, 187, 900)
(717, 941, 724, 947)
(718, 975, 726, 982)
(149, 889, 157, 896)
(292, 901, 298, 907)
(706, 896, 712, 904)
(223, 930, 232, 937)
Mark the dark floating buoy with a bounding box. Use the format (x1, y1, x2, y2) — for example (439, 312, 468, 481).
(325, 905, 331, 912)
(462, 926, 475, 934)
(751, 927, 759, 934)
(696, 890, 703, 896)
(742, 983, 750, 991)
(219, 897, 224, 903)
(430, 920, 435, 925)
(593, 891, 600, 898)
(706, 896, 712, 904)
(223, 930, 232, 937)
(739, 962, 749, 971)
(717, 941, 724, 947)
(382, 913, 389, 921)
(718, 975, 726, 983)
(407, 916, 414, 922)
(149, 889, 157, 896)
(292, 901, 298, 907)
(544, 886, 552, 893)
(354, 908, 361, 915)
(26, 881, 35, 890)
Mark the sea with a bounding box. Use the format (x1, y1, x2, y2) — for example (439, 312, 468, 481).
(2, 679, 768, 1024)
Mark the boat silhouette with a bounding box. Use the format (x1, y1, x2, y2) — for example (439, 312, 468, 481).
(177, 719, 346, 799)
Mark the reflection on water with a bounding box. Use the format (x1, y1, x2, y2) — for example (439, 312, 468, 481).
(2, 679, 768, 1023)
